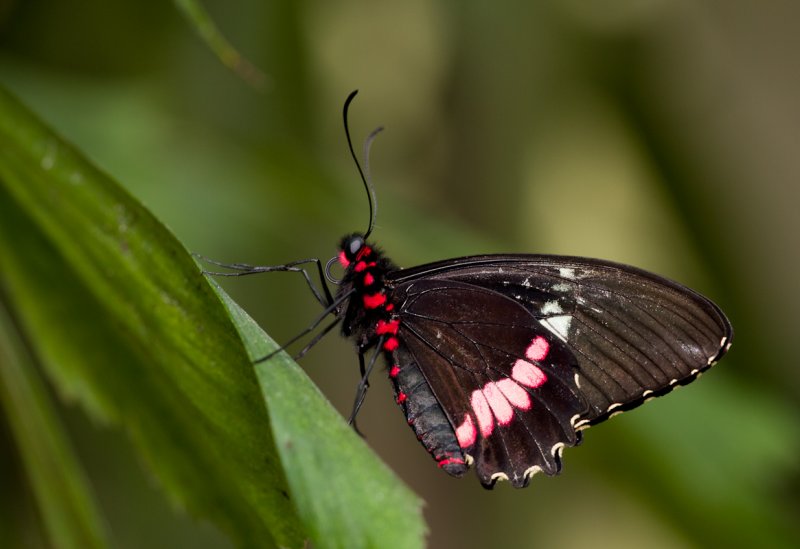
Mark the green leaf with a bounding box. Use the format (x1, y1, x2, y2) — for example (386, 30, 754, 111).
(0, 85, 304, 547)
(213, 281, 426, 549)
(0, 82, 426, 549)
(0, 298, 110, 549)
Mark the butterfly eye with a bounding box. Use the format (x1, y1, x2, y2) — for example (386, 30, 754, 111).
(348, 236, 364, 257)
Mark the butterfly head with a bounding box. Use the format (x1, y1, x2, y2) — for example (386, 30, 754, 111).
(337, 233, 373, 269)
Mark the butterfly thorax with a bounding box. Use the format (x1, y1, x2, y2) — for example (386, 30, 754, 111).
(335, 234, 399, 348)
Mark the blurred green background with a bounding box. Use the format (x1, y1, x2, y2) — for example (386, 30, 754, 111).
(1, 1, 799, 547)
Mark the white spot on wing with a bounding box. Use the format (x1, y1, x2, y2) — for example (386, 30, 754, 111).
(559, 267, 576, 279)
(490, 472, 509, 483)
(539, 315, 572, 341)
(551, 442, 565, 457)
(521, 277, 531, 288)
(551, 282, 570, 292)
(541, 300, 563, 315)
(524, 465, 543, 479)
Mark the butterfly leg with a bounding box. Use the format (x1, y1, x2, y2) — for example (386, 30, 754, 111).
(292, 318, 341, 360)
(253, 291, 353, 364)
(347, 338, 385, 436)
(194, 254, 334, 307)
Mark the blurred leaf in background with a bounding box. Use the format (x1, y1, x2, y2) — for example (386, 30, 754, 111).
(1, 0, 799, 548)
(0, 69, 423, 549)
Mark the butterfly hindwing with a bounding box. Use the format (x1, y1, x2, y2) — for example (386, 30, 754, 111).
(394, 279, 586, 487)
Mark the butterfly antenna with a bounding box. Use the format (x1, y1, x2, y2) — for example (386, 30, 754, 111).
(363, 125, 383, 239)
(343, 90, 378, 239)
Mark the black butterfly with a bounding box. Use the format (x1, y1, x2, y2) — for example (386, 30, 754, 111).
(203, 91, 733, 489)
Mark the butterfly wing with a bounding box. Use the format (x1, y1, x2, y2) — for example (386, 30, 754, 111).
(389, 255, 732, 486)
(395, 279, 587, 487)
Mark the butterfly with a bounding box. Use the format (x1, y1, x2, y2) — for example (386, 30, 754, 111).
(203, 91, 733, 489)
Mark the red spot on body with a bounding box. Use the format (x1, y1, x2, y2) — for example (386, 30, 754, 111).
(355, 246, 373, 260)
(383, 337, 399, 352)
(338, 250, 350, 268)
(389, 365, 400, 378)
(363, 272, 375, 285)
(437, 457, 465, 468)
(455, 414, 477, 448)
(363, 293, 386, 309)
(355, 261, 367, 272)
(526, 336, 550, 362)
(385, 303, 394, 312)
(376, 319, 400, 335)
(397, 392, 407, 404)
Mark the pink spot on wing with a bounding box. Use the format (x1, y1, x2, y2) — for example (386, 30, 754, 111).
(512, 359, 547, 388)
(471, 390, 494, 437)
(482, 382, 514, 425)
(526, 336, 550, 362)
(455, 414, 477, 448)
(396, 392, 407, 404)
(363, 293, 386, 309)
(389, 364, 400, 378)
(376, 319, 400, 335)
(338, 250, 350, 268)
(496, 378, 531, 410)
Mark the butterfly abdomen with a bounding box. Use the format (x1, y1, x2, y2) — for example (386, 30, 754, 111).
(390, 348, 469, 476)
